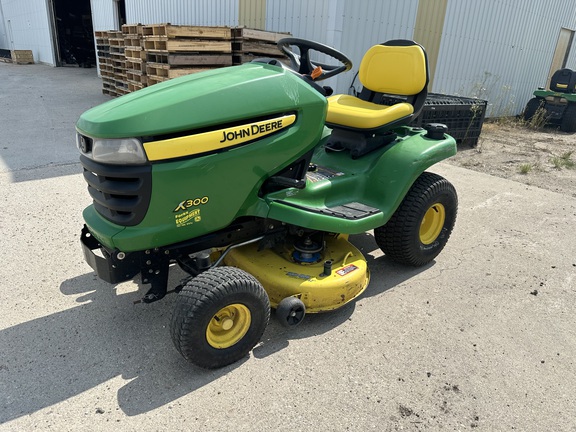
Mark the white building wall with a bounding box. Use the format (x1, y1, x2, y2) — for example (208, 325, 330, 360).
(0, 0, 55, 64)
(0, 1, 9, 49)
(434, 0, 576, 116)
(90, 0, 120, 31)
(124, 0, 238, 26)
(264, 0, 419, 97)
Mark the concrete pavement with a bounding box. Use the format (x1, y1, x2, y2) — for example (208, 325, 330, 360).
(1, 63, 575, 431)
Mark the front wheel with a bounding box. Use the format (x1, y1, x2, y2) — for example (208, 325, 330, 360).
(375, 172, 457, 266)
(170, 266, 270, 369)
(523, 97, 544, 122)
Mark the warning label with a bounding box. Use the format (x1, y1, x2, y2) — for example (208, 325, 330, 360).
(336, 264, 358, 276)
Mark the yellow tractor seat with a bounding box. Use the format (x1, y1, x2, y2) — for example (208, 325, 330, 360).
(325, 40, 429, 158)
(326, 40, 428, 131)
(326, 94, 414, 129)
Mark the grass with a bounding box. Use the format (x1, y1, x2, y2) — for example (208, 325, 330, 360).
(518, 163, 533, 174)
(550, 151, 575, 169)
(525, 106, 549, 129)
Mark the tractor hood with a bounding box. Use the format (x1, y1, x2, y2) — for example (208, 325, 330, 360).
(76, 63, 326, 139)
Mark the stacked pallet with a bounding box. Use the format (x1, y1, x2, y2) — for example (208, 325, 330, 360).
(143, 25, 234, 85)
(95, 31, 115, 96)
(96, 25, 291, 96)
(122, 24, 147, 92)
(108, 31, 128, 96)
(232, 27, 289, 65)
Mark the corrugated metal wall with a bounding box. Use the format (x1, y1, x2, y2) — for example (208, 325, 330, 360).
(0, 0, 54, 64)
(124, 0, 238, 27)
(2, 0, 573, 117)
(90, 0, 119, 31)
(434, 0, 576, 116)
(0, 1, 9, 49)
(264, 0, 419, 98)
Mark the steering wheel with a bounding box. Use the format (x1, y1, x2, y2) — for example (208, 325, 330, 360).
(277, 37, 352, 81)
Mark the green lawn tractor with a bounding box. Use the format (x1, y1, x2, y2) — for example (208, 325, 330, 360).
(523, 68, 576, 132)
(77, 38, 458, 369)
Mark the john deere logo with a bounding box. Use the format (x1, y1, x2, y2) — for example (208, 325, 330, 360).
(219, 119, 285, 143)
(143, 114, 297, 161)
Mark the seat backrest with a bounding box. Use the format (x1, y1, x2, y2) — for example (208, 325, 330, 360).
(550, 68, 576, 93)
(358, 40, 429, 119)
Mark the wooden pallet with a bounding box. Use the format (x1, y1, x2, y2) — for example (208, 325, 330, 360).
(128, 80, 145, 92)
(11, 50, 34, 64)
(231, 27, 289, 65)
(126, 70, 147, 84)
(122, 24, 143, 35)
(124, 34, 142, 49)
(146, 51, 232, 66)
(232, 27, 289, 44)
(146, 62, 212, 79)
(143, 38, 232, 53)
(147, 75, 169, 86)
(142, 24, 232, 40)
(125, 59, 146, 73)
(125, 47, 146, 60)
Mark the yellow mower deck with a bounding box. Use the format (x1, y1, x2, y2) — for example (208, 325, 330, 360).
(224, 235, 369, 313)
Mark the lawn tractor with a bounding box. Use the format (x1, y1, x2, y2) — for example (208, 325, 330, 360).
(523, 68, 576, 132)
(77, 38, 458, 369)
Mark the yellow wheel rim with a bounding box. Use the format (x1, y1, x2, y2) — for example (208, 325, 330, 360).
(206, 304, 251, 349)
(419, 203, 446, 245)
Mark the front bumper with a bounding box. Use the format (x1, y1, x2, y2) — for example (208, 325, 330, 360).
(81, 225, 140, 284)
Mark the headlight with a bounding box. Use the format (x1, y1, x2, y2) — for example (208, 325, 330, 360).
(77, 133, 147, 165)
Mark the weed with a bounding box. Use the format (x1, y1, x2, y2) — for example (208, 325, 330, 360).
(518, 163, 533, 174)
(550, 151, 575, 169)
(525, 106, 549, 129)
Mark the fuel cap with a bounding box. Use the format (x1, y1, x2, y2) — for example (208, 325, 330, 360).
(424, 123, 448, 140)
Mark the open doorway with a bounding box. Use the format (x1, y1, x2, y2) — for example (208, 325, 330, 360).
(115, 0, 127, 29)
(50, 0, 96, 67)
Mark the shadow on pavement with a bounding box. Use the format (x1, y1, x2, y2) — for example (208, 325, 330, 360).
(0, 233, 433, 421)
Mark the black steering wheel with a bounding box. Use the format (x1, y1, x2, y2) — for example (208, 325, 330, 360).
(277, 37, 352, 81)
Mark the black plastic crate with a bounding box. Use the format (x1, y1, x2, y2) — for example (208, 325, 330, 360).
(381, 93, 488, 146)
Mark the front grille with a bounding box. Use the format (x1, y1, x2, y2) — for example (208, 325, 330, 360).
(80, 155, 152, 226)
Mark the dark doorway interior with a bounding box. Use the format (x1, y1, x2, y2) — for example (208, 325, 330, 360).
(117, 0, 127, 28)
(52, 0, 95, 67)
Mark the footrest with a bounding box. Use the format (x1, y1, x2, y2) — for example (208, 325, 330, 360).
(277, 201, 380, 220)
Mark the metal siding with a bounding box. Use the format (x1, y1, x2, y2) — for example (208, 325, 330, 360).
(337, 0, 419, 94)
(124, 0, 238, 26)
(0, 1, 8, 49)
(265, 0, 419, 94)
(435, 0, 576, 116)
(90, 0, 118, 31)
(239, 0, 266, 29)
(0, 0, 55, 64)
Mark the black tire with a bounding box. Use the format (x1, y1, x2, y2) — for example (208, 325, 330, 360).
(170, 266, 270, 369)
(276, 297, 306, 327)
(560, 103, 576, 132)
(523, 97, 543, 122)
(375, 172, 457, 266)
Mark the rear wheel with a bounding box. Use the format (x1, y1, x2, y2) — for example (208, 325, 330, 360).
(375, 172, 457, 266)
(170, 266, 270, 369)
(560, 103, 576, 132)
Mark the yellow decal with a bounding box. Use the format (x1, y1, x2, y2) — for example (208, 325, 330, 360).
(175, 208, 202, 228)
(144, 114, 296, 161)
(174, 196, 209, 212)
